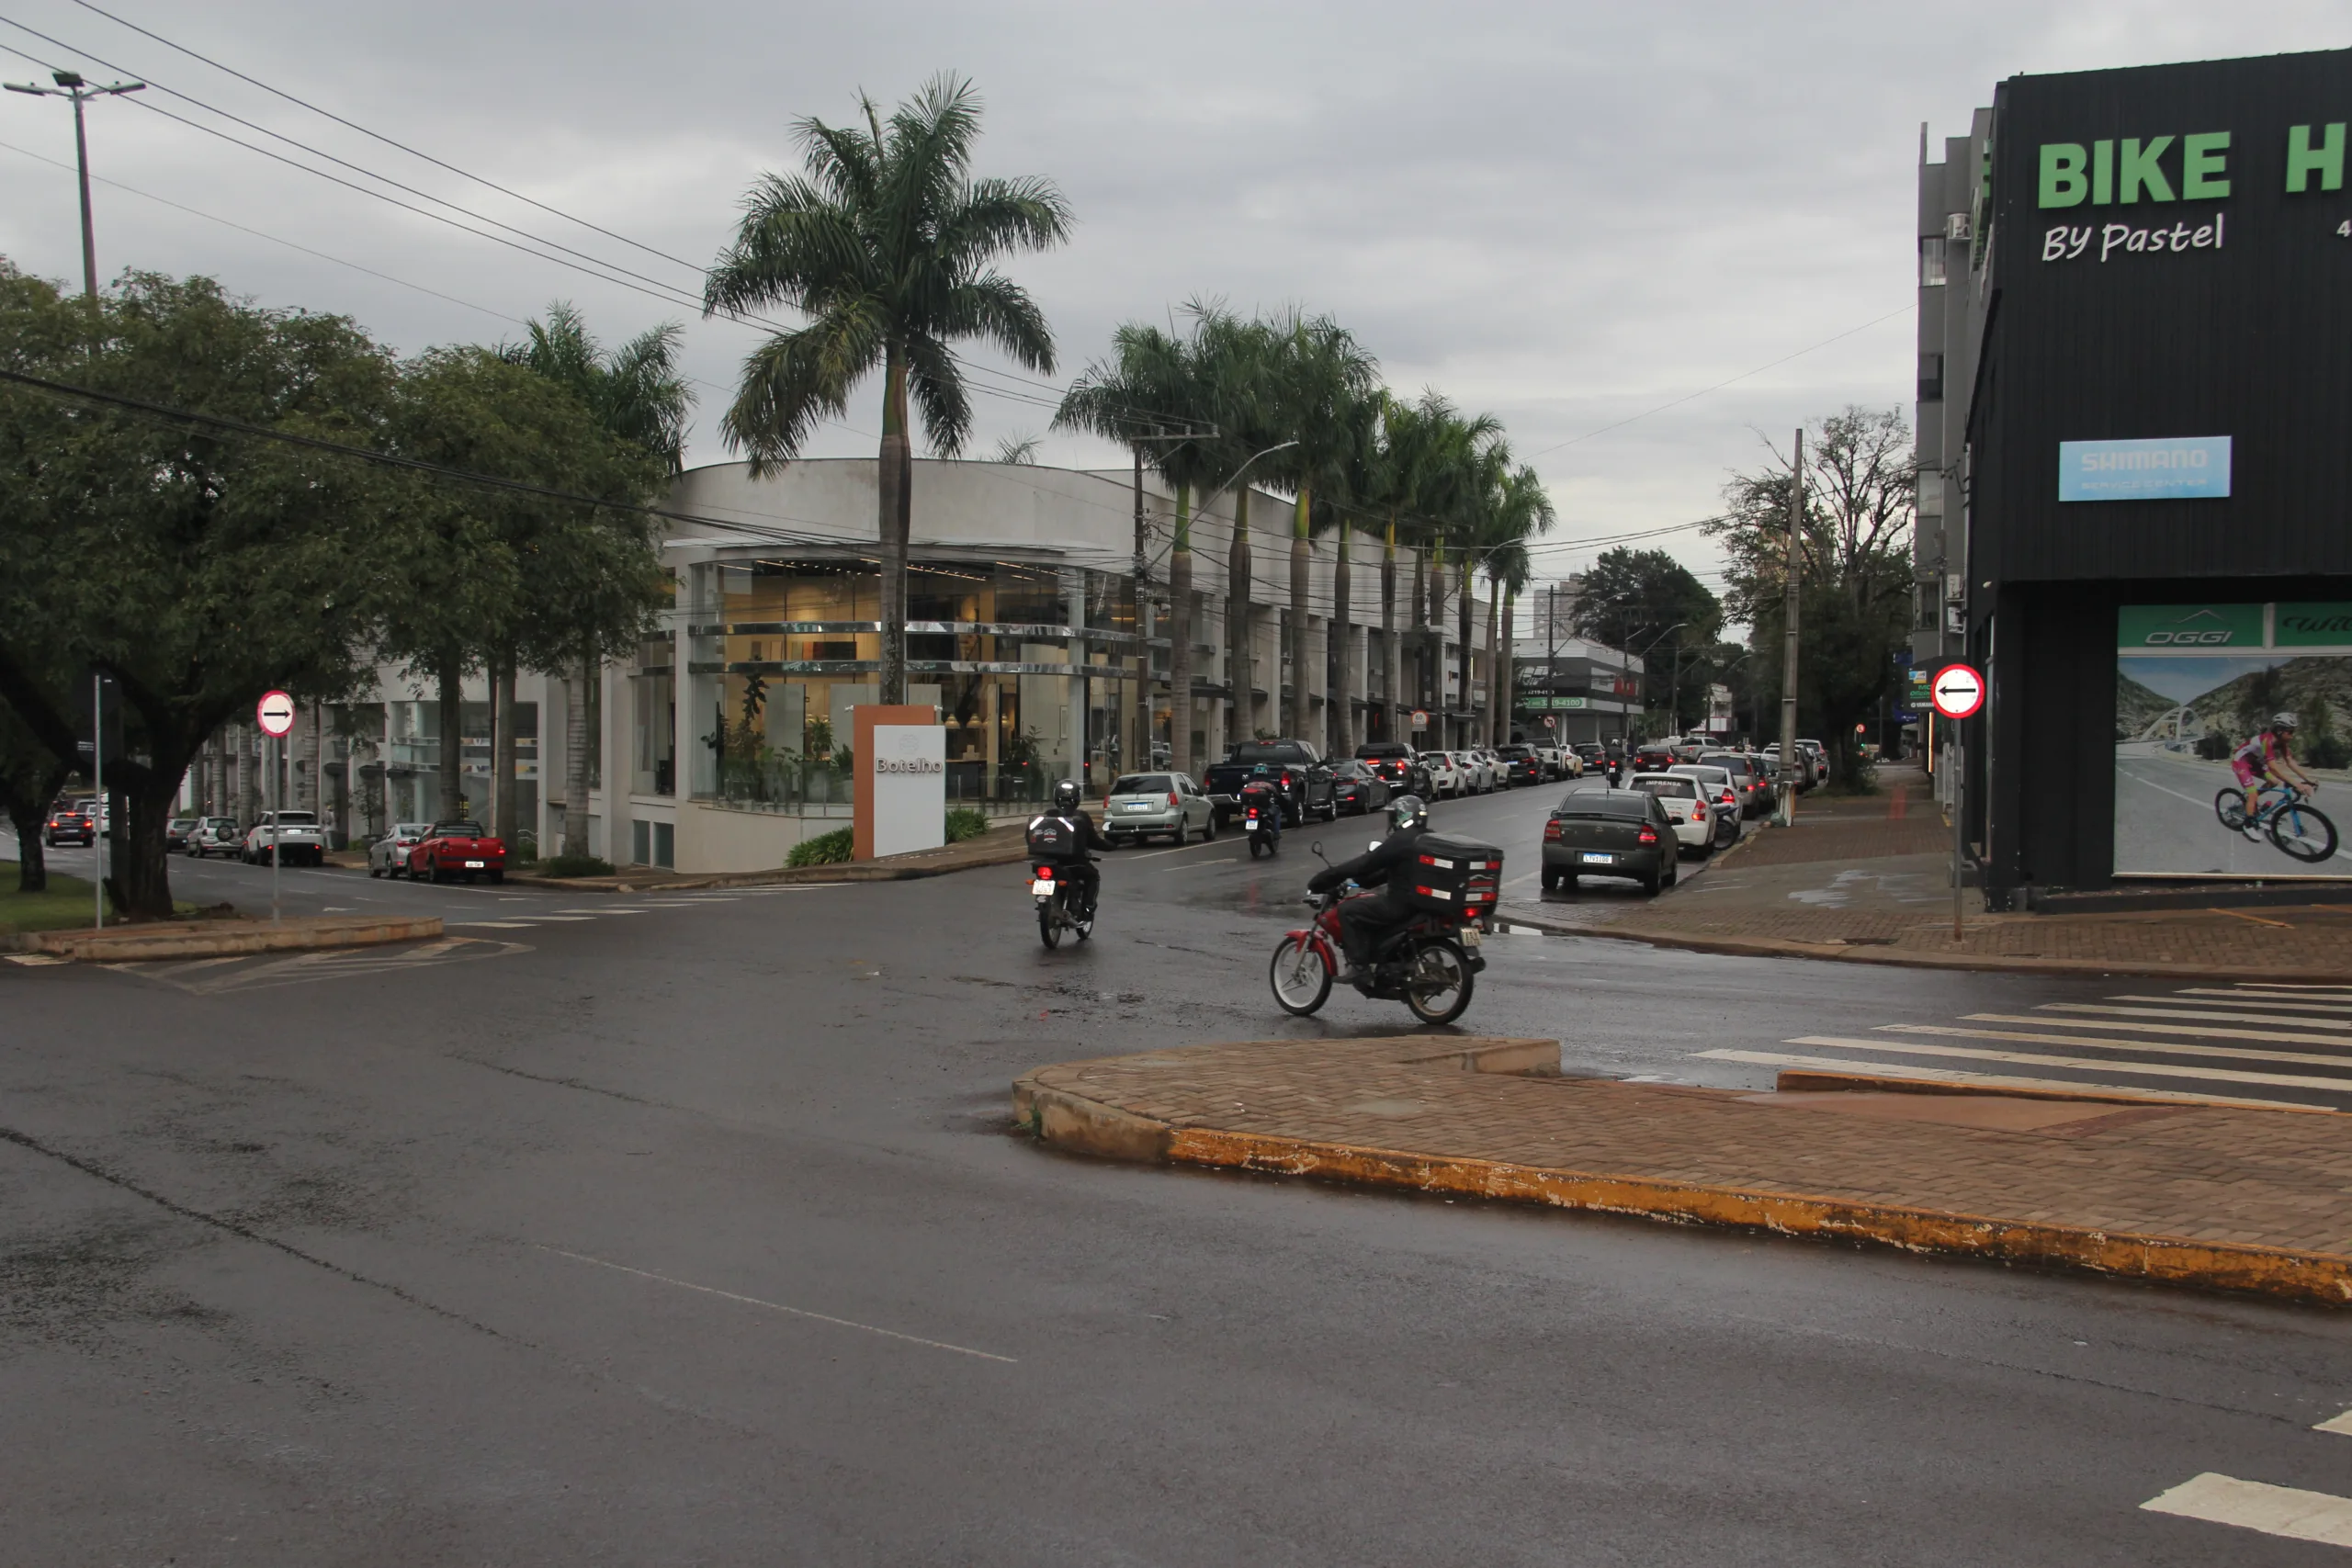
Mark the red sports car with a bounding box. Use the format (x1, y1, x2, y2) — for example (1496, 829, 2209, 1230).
(402, 820, 507, 884)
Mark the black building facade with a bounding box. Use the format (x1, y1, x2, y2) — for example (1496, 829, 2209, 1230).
(1932, 48, 2352, 903)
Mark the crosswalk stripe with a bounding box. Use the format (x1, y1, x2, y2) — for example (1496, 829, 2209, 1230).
(525, 915, 596, 921)
(1786, 1035, 2352, 1094)
(1969, 1012, 2352, 1049)
(2177, 987, 2352, 1009)
(453, 920, 536, 929)
(2111, 993, 2352, 1017)
(2317, 1410, 2352, 1436)
(2052, 1002, 2352, 1029)
(1885, 1022, 2352, 1071)
(2142, 1472, 2352, 1547)
(1693, 1050, 2319, 1111)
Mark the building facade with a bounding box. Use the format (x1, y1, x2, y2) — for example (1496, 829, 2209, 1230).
(1923, 49, 2352, 904)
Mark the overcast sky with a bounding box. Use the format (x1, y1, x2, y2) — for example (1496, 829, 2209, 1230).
(0, 1, 2341, 603)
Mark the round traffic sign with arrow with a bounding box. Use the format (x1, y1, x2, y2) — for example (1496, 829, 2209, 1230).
(1929, 662, 1984, 721)
(256, 689, 297, 738)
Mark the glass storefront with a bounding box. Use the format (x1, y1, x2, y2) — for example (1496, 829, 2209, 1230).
(685, 557, 1137, 808)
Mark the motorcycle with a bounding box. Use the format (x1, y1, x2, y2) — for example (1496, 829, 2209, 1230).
(1030, 860, 1093, 949)
(1243, 795, 1283, 860)
(1266, 841, 1495, 1026)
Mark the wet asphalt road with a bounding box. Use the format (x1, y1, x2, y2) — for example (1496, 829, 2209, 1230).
(5, 794, 2351, 1565)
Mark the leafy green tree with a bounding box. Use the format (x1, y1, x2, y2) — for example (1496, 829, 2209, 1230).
(503, 302, 689, 856)
(1569, 546, 1724, 728)
(704, 73, 1072, 707)
(1706, 406, 1914, 787)
(1476, 465, 1554, 742)
(1354, 393, 1497, 741)
(0, 696, 72, 893)
(0, 267, 404, 917)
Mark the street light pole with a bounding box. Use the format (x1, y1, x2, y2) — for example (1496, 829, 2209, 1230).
(1777, 428, 1804, 825)
(4, 70, 145, 303)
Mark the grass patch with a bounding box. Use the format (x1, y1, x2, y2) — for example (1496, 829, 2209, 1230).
(944, 807, 989, 844)
(537, 853, 614, 878)
(787, 827, 854, 867)
(0, 866, 208, 932)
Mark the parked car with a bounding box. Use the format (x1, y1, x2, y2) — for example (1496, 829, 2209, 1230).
(1797, 739, 1828, 787)
(243, 809, 328, 867)
(1626, 772, 1715, 857)
(1203, 739, 1336, 825)
(1102, 772, 1216, 846)
(1457, 750, 1498, 794)
(1574, 744, 1611, 784)
(1494, 745, 1544, 787)
(1326, 759, 1393, 817)
(1542, 787, 1679, 896)
(1668, 764, 1745, 850)
(164, 816, 200, 852)
(402, 819, 508, 884)
(1421, 750, 1465, 798)
(42, 801, 95, 847)
(1353, 741, 1432, 798)
(187, 817, 242, 857)
(1702, 751, 1772, 818)
(368, 820, 436, 878)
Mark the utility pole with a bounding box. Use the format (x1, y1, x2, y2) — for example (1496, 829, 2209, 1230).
(1130, 446, 1147, 775)
(1776, 428, 1804, 825)
(5, 70, 146, 306)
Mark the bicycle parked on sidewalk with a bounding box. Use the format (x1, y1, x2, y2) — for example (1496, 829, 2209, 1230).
(2213, 779, 2338, 863)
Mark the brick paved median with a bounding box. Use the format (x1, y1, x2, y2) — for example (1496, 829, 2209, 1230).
(1017, 1035, 2352, 1303)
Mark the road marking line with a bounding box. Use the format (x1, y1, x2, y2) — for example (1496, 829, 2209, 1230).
(1969, 1012, 2352, 1049)
(524, 915, 596, 921)
(1693, 1050, 2317, 1111)
(2142, 1472, 2352, 1546)
(1889, 1023, 2352, 1071)
(5, 953, 67, 966)
(2220, 908, 2295, 928)
(453, 920, 537, 929)
(561, 908, 640, 914)
(2043, 1003, 2352, 1031)
(2159, 991, 2352, 1013)
(2317, 1409, 2352, 1436)
(1787, 1035, 2352, 1094)
(536, 1246, 1015, 1363)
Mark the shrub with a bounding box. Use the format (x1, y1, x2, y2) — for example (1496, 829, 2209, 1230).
(944, 807, 989, 843)
(788, 827, 854, 866)
(540, 853, 614, 877)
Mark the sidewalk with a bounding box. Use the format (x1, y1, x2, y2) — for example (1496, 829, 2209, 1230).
(1505, 761, 2352, 980)
(1017, 1035, 2352, 1303)
(512, 823, 1031, 892)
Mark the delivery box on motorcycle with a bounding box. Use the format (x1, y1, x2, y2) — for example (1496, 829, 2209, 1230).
(1025, 814, 1079, 860)
(1401, 833, 1502, 920)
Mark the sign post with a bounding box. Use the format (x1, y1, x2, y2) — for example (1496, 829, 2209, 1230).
(1928, 663, 1984, 941)
(91, 671, 103, 929)
(257, 690, 296, 924)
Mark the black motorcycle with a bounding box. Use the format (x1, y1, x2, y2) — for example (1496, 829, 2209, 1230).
(1267, 841, 1496, 1026)
(1030, 860, 1093, 948)
(1242, 795, 1283, 859)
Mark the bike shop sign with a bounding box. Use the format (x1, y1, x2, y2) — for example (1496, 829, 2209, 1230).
(2114, 600, 2352, 879)
(2059, 435, 2232, 502)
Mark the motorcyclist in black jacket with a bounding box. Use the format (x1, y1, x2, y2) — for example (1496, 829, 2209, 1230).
(1033, 778, 1111, 917)
(1306, 794, 1431, 981)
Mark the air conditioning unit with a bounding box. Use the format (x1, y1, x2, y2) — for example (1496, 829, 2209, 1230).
(1946, 212, 1972, 243)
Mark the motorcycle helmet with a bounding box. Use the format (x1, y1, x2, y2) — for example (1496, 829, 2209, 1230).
(1051, 779, 1082, 812)
(2274, 711, 2300, 731)
(1387, 794, 1429, 834)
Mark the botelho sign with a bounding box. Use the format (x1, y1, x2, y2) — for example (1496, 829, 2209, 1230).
(2036, 121, 2346, 263)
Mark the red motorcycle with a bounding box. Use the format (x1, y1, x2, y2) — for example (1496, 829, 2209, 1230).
(1267, 840, 1498, 1025)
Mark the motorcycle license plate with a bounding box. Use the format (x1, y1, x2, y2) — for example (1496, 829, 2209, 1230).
(1460, 925, 1483, 946)
(1031, 878, 1055, 896)
(465, 860, 486, 868)
(1580, 852, 1613, 864)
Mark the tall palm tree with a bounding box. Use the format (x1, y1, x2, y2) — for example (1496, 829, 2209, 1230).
(1053, 312, 1237, 782)
(1257, 311, 1378, 743)
(507, 301, 693, 860)
(704, 74, 1072, 707)
(1359, 393, 1494, 745)
(1185, 309, 1276, 748)
(1477, 465, 1553, 742)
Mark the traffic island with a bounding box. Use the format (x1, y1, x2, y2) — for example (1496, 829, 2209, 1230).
(1016, 1035, 2352, 1304)
(21, 913, 443, 962)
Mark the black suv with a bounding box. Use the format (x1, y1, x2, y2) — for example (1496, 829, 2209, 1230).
(1204, 739, 1338, 825)
(1353, 741, 1433, 798)
(1494, 745, 1543, 786)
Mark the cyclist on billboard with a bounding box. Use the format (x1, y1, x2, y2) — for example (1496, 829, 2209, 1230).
(2230, 712, 2316, 830)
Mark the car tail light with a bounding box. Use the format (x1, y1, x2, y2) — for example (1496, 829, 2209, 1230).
(1721, 790, 1736, 807)
(1692, 804, 1706, 821)
(1167, 792, 1179, 807)
(1637, 825, 1659, 845)
(1544, 820, 1562, 840)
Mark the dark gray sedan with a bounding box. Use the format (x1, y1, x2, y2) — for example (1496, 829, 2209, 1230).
(1541, 787, 1679, 896)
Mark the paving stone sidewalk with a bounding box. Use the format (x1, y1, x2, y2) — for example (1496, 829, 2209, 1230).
(1506, 762, 2352, 978)
(1017, 1035, 2352, 1303)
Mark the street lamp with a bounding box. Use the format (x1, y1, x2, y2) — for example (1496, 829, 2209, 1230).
(5, 69, 145, 302)
(1629, 621, 1687, 738)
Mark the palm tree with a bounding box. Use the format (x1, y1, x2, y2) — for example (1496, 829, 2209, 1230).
(507, 302, 693, 860)
(1358, 393, 1491, 745)
(1053, 311, 1238, 782)
(1476, 465, 1553, 742)
(1256, 311, 1378, 743)
(704, 74, 1072, 706)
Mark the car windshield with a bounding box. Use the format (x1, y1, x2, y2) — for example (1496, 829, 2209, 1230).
(274, 811, 318, 826)
(432, 822, 486, 837)
(1558, 793, 1650, 820)
(207, 818, 235, 829)
(1111, 775, 1171, 795)
(1355, 743, 1409, 759)
(1634, 776, 1697, 798)
(1230, 742, 1308, 764)
(1498, 748, 1531, 759)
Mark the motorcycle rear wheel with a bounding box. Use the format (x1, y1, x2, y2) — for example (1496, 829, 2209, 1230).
(1038, 900, 1061, 949)
(1269, 933, 1333, 1016)
(1401, 938, 1475, 1026)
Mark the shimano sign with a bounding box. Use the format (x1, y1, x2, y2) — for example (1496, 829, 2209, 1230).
(2058, 435, 2232, 502)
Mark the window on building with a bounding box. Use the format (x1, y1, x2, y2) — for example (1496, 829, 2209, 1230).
(1918, 235, 1948, 287)
(1917, 353, 1945, 403)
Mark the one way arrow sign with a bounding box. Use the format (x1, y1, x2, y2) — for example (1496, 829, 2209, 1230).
(1929, 662, 1984, 720)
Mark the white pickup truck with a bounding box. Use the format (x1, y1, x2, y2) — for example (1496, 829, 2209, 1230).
(243, 808, 329, 867)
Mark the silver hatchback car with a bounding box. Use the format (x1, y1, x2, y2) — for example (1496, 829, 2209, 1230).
(1101, 773, 1216, 846)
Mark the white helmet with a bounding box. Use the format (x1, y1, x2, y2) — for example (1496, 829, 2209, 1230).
(2273, 711, 2300, 731)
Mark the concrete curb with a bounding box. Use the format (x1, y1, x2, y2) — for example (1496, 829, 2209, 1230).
(509, 839, 1029, 893)
(28, 914, 443, 962)
(1771, 1067, 2344, 1116)
(1014, 1071, 2352, 1304)
(1497, 910, 2352, 983)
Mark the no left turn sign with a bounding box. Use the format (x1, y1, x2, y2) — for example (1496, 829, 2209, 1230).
(256, 689, 297, 737)
(1929, 662, 1984, 721)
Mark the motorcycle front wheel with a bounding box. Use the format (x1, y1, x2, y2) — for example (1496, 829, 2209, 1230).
(1401, 938, 1475, 1026)
(1038, 898, 1062, 949)
(1269, 933, 1333, 1016)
